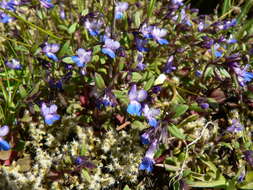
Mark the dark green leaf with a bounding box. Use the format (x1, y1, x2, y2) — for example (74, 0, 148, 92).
(168, 124, 186, 140)
(94, 73, 106, 90)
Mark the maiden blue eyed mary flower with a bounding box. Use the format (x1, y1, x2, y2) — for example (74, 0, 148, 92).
(41, 103, 60, 125)
(72, 48, 92, 67)
(227, 119, 244, 133)
(115, 2, 128, 20)
(140, 23, 153, 39)
(101, 38, 120, 59)
(136, 52, 146, 71)
(233, 64, 253, 87)
(40, 0, 54, 9)
(150, 26, 169, 45)
(140, 128, 155, 145)
(143, 104, 160, 127)
(84, 18, 103, 36)
(42, 43, 60, 62)
(127, 85, 147, 116)
(0, 12, 13, 23)
(135, 37, 148, 52)
(164, 55, 176, 74)
(0, 125, 11, 151)
(5, 59, 22, 70)
(139, 139, 158, 172)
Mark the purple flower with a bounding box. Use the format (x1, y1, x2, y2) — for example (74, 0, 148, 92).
(0, 12, 13, 23)
(127, 85, 147, 116)
(115, 2, 128, 19)
(139, 140, 158, 172)
(74, 156, 96, 169)
(201, 36, 214, 49)
(227, 119, 243, 133)
(99, 91, 117, 107)
(164, 56, 176, 74)
(101, 38, 120, 58)
(135, 37, 148, 52)
(213, 43, 223, 58)
(223, 19, 237, 30)
(171, 0, 184, 6)
(5, 59, 22, 70)
(195, 70, 202, 77)
(60, 9, 66, 19)
(140, 23, 153, 38)
(143, 104, 160, 127)
(42, 43, 60, 62)
(0, 0, 17, 11)
(244, 150, 253, 167)
(40, 0, 54, 9)
(150, 26, 169, 45)
(136, 52, 146, 70)
(0, 125, 11, 151)
(141, 128, 155, 145)
(200, 103, 209, 109)
(41, 103, 60, 125)
(84, 18, 103, 36)
(233, 64, 253, 86)
(72, 48, 92, 67)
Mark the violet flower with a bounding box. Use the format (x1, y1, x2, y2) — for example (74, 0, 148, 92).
(0, 12, 13, 23)
(140, 23, 153, 39)
(42, 43, 60, 62)
(135, 37, 148, 52)
(150, 26, 169, 45)
(233, 64, 253, 87)
(41, 103, 60, 125)
(5, 59, 22, 70)
(143, 104, 160, 127)
(40, 0, 54, 9)
(84, 18, 103, 36)
(0, 125, 11, 151)
(115, 2, 128, 20)
(164, 55, 176, 74)
(141, 128, 155, 145)
(127, 85, 147, 116)
(227, 119, 243, 133)
(101, 38, 120, 59)
(72, 48, 92, 67)
(136, 52, 146, 70)
(139, 140, 158, 172)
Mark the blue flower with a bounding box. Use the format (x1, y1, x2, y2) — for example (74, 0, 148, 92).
(5, 59, 22, 70)
(0, 125, 11, 151)
(139, 140, 158, 172)
(136, 52, 146, 70)
(84, 18, 103, 36)
(139, 156, 155, 172)
(101, 38, 120, 58)
(143, 104, 160, 127)
(140, 23, 153, 39)
(227, 119, 244, 133)
(164, 56, 176, 74)
(115, 2, 128, 19)
(127, 85, 147, 116)
(127, 100, 142, 116)
(0, 12, 13, 23)
(72, 48, 92, 67)
(234, 64, 253, 86)
(151, 26, 169, 45)
(41, 103, 60, 125)
(213, 43, 223, 58)
(42, 43, 60, 62)
(40, 0, 54, 9)
(136, 37, 148, 52)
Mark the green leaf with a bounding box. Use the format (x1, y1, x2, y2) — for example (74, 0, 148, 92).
(188, 174, 226, 188)
(144, 76, 155, 91)
(123, 185, 131, 190)
(177, 114, 199, 128)
(131, 120, 146, 130)
(94, 73, 106, 90)
(19, 85, 27, 98)
(154, 74, 167, 86)
(62, 57, 74, 63)
(171, 104, 189, 118)
(168, 124, 185, 140)
(81, 169, 91, 182)
(239, 183, 253, 190)
(68, 23, 77, 34)
(58, 41, 72, 57)
(131, 72, 142, 82)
